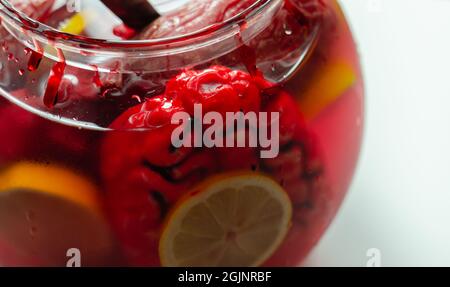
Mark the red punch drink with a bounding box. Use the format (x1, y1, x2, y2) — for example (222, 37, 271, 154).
(0, 0, 363, 266)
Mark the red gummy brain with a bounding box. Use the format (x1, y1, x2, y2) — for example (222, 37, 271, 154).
(102, 64, 321, 266)
(139, 0, 257, 39)
(139, 0, 325, 40)
(102, 66, 263, 266)
(138, 0, 326, 82)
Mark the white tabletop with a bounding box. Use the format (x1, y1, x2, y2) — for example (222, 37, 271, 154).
(305, 0, 450, 267)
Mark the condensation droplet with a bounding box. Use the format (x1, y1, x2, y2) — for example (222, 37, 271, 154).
(283, 24, 293, 36)
(102, 87, 122, 98)
(29, 226, 38, 237)
(132, 95, 142, 103)
(26, 211, 35, 221)
(2, 42, 8, 52)
(271, 64, 277, 73)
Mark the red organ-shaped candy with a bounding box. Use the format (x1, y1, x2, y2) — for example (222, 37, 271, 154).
(138, 0, 326, 80)
(166, 66, 262, 116)
(101, 62, 324, 265)
(101, 65, 271, 265)
(139, 0, 257, 39)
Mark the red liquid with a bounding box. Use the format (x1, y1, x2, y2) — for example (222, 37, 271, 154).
(27, 49, 43, 72)
(91, 65, 103, 88)
(43, 60, 66, 109)
(0, 0, 363, 267)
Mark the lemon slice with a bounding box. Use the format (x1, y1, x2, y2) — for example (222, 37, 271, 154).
(159, 172, 292, 267)
(0, 162, 118, 266)
(59, 13, 86, 35)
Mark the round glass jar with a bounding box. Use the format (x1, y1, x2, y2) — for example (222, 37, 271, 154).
(0, 0, 363, 266)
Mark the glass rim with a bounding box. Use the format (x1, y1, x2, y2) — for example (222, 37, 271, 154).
(0, 0, 276, 51)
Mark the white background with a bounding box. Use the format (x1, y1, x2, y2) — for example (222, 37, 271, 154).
(304, 0, 450, 267)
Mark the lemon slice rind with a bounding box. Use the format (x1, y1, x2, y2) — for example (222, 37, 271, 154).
(159, 172, 292, 267)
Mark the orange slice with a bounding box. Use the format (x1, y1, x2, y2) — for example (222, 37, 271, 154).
(0, 162, 118, 266)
